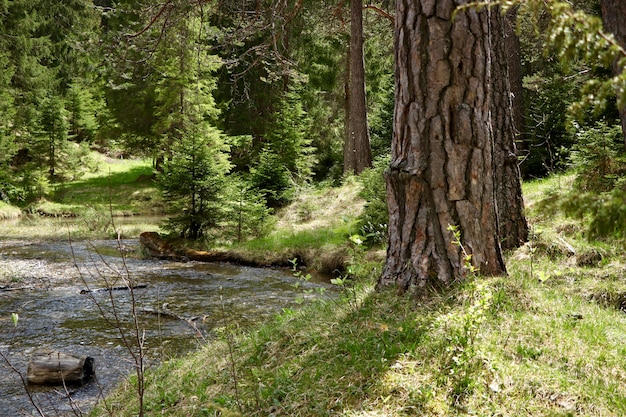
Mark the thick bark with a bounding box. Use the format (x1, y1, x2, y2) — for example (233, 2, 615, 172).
(491, 9, 528, 250)
(378, 0, 506, 292)
(600, 0, 626, 147)
(343, 0, 372, 175)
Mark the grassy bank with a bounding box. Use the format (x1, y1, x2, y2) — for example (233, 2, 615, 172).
(0, 201, 22, 220)
(34, 155, 162, 217)
(0, 155, 163, 240)
(1, 154, 160, 219)
(91, 174, 626, 416)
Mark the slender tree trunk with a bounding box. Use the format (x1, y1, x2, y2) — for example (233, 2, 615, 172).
(491, 8, 528, 250)
(600, 0, 626, 147)
(343, 0, 372, 175)
(378, 0, 506, 292)
(504, 7, 527, 174)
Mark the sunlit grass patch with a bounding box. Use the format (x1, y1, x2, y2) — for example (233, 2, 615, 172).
(0, 201, 22, 220)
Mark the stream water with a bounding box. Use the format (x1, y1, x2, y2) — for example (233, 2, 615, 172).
(0, 220, 332, 416)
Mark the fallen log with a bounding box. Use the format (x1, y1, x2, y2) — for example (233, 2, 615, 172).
(27, 350, 94, 385)
(139, 231, 292, 267)
(80, 283, 147, 294)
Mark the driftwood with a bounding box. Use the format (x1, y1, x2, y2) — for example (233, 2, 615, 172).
(80, 283, 147, 294)
(141, 303, 203, 332)
(141, 303, 204, 338)
(0, 285, 35, 292)
(27, 350, 94, 385)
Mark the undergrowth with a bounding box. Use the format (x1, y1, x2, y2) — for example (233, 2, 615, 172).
(90, 173, 626, 417)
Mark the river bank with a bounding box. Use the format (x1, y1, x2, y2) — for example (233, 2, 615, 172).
(0, 224, 335, 416)
(91, 174, 626, 417)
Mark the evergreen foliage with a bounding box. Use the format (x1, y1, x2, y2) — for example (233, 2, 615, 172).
(158, 127, 231, 239)
(570, 121, 626, 191)
(249, 148, 293, 208)
(357, 155, 389, 246)
(0, 0, 623, 245)
(264, 87, 315, 181)
(563, 121, 626, 238)
(222, 175, 274, 242)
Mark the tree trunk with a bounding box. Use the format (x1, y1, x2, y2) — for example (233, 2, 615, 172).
(491, 8, 528, 250)
(600, 0, 626, 147)
(378, 0, 506, 292)
(343, 0, 372, 175)
(504, 7, 528, 174)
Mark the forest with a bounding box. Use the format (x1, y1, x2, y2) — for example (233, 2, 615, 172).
(1, 0, 626, 415)
(0, 0, 624, 246)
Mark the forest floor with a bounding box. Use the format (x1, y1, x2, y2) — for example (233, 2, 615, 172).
(88, 173, 626, 416)
(2, 156, 626, 416)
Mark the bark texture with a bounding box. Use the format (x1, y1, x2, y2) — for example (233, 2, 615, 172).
(491, 8, 528, 250)
(379, 0, 506, 292)
(344, 0, 373, 174)
(600, 0, 626, 146)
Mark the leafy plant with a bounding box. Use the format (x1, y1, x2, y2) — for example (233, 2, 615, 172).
(434, 280, 493, 404)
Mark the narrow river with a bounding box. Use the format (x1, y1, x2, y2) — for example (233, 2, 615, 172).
(0, 223, 332, 416)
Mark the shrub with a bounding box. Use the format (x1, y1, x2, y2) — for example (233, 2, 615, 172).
(569, 121, 626, 192)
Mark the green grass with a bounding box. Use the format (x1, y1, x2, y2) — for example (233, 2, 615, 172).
(48, 159, 161, 216)
(0, 154, 163, 240)
(0, 201, 22, 220)
(90, 172, 626, 417)
(2, 155, 164, 219)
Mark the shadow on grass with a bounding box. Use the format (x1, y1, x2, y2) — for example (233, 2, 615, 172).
(231, 284, 472, 416)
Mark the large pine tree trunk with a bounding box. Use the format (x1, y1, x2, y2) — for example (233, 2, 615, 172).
(491, 8, 528, 250)
(378, 0, 506, 292)
(600, 0, 626, 147)
(343, 0, 372, 174)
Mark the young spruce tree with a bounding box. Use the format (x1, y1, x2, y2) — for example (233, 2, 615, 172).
(159, 124, 231, 240)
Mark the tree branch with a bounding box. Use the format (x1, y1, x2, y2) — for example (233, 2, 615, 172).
(363, 4, 394, 24)
(125, 0, 174, 39)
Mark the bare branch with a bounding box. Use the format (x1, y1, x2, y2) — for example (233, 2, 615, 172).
(363, 4, 394, 24)
(125, 1, 175, 39)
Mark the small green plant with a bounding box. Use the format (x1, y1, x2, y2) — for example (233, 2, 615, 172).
(216, 286, 242, 413)
(447, 224, 477, 275)
(223, 177, 274, 243)
(329, 234, 369, 308)
(289, 258, 316, 304)
(357, 155, 389, 246)
(434, 281, 493, 404)
(437, 225, 492, 404)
